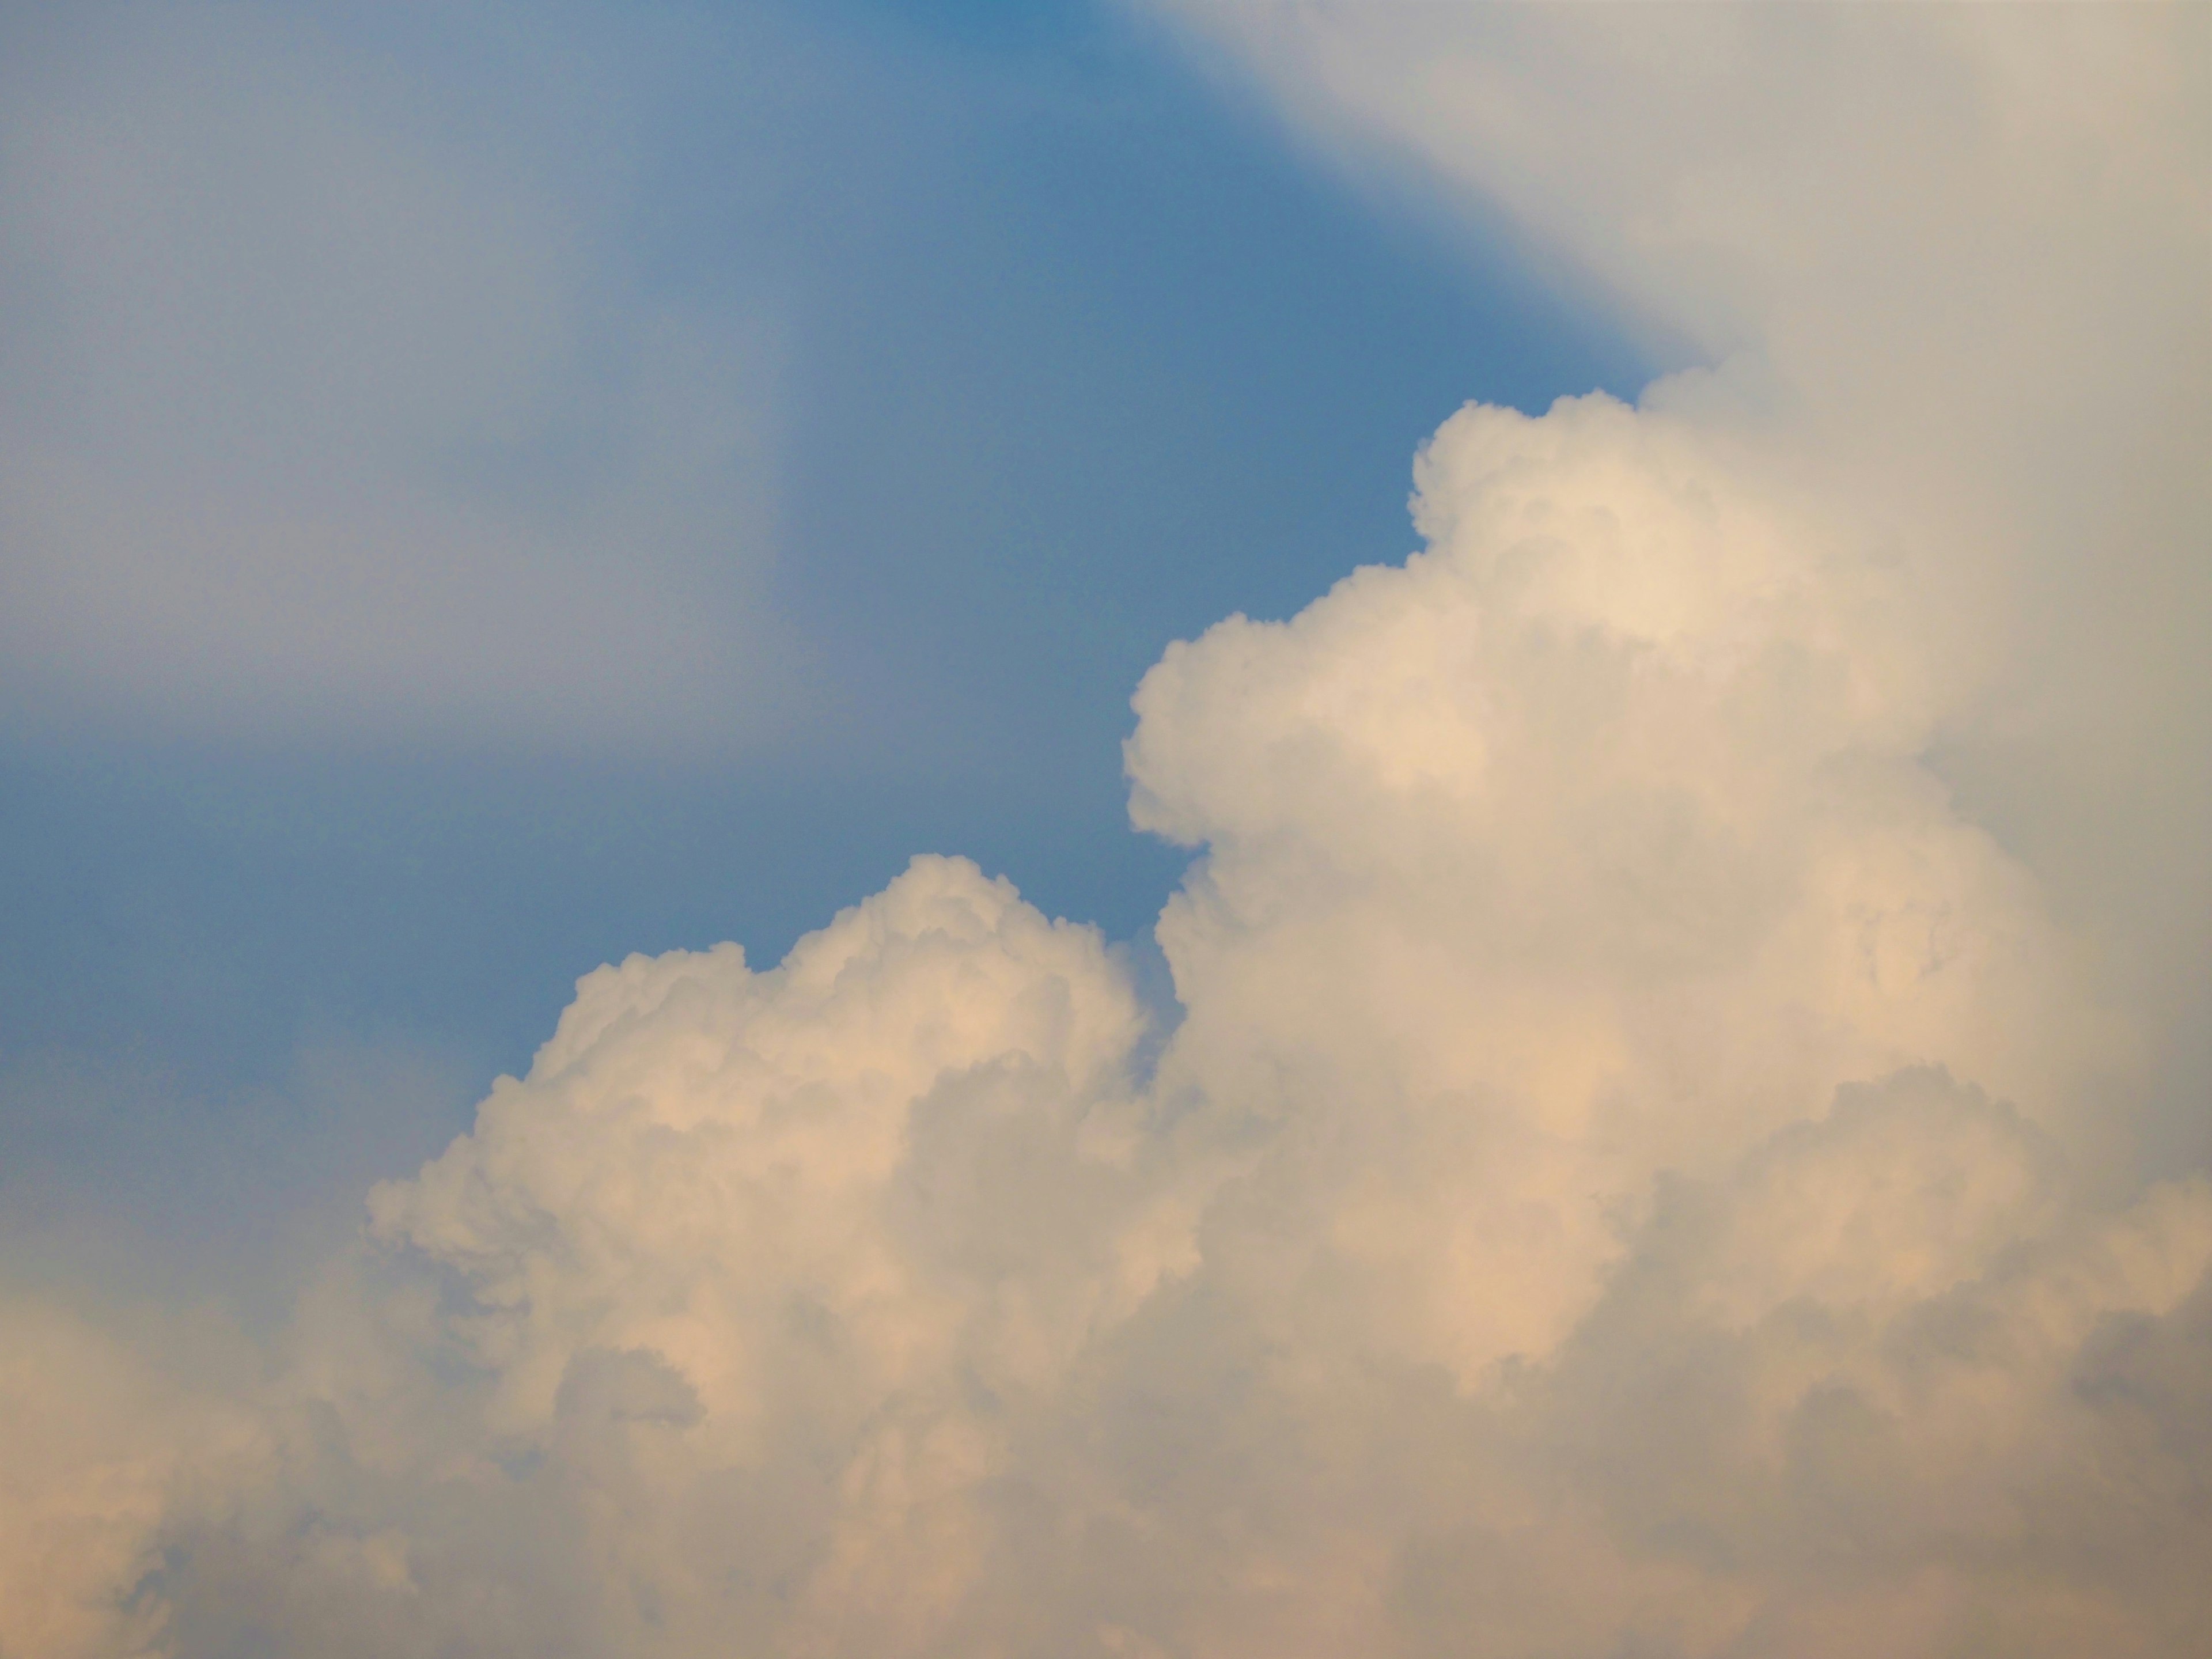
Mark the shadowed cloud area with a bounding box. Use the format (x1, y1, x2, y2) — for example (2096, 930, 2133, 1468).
(2, 5, 2208, 1658)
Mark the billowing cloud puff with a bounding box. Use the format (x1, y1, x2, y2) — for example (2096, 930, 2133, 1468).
(12, 382, 2196, 1656)
(0, 1302, 175, 1659)
(5, 6, 2207, 1656)
(0, 1300, 251, 1659)
(1130, 392, 2111, 1388)
(1137, 0, 2212, 1145)
(130, 859, 1170, 1657)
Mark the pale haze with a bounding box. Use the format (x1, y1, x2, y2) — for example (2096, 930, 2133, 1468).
(0, 4, 781, 751)
(2, 6, 2206, 1658)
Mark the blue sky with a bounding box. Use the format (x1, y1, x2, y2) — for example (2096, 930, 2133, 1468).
(0, 1, 1641, 1307)
(4, 9, 2206, 1653)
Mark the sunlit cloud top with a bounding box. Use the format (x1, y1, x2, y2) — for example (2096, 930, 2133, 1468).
(1, 6, 2206, 1658)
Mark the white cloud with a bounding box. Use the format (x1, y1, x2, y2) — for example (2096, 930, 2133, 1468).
(0, 1302, 175, 1659)
(3, 5, 2206, 1656)
(1126, 389, 2119, 1393)
(0, 1297, 255, 1659)
(1134, 0, 2212, 1132)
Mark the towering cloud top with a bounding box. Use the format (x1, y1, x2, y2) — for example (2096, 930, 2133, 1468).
(4, 7, 2207, 1657)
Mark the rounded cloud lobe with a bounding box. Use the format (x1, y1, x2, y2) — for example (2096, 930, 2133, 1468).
(7, 8, 2208, 1658)
(23, 390, 2202, 1657)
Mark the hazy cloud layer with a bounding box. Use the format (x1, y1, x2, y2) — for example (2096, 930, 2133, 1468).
(0, 4, 782, 752)
(3, 6, 2207, 1657)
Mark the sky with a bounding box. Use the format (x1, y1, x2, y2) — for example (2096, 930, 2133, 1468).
(1, 5, 2207, 1658)
(0, 0, 1641, 1305)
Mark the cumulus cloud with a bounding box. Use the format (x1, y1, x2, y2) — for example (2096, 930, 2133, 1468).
(3, 5, 2207, 1656)
(1136, 0, 2212, 1154)
(0, 1298, 252, 1659)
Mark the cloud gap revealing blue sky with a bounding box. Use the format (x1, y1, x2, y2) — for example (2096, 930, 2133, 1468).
(7, 7, 2203, 1654)
(0, 0, 1642, 1301)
